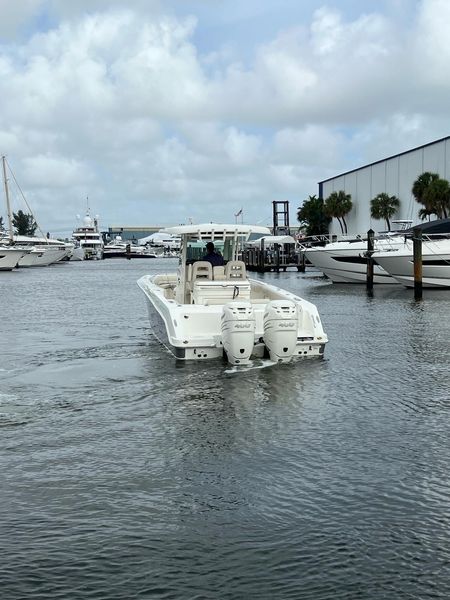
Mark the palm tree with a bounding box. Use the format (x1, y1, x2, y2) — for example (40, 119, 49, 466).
(418, 206, 434, 221)
(412, 172, 439, 220)
(324, 191, 353, 234)
(422, 177, 449, 219)
(370, 193, 400, 231)
(297, 195, 331, 236)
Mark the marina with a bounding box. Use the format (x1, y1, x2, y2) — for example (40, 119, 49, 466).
(3, 2, 450, 597)
(1, 258, 450, 599)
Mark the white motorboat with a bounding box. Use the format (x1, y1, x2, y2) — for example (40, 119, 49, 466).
(301, 221, 414, 284)
(72, 211, 104, 260)
(104, 236, 157, 258)
(137, 223, 328, 364)
(302, 236, 405, 284)
(374, 236, 450, 288)
(0, 246, 29, 271)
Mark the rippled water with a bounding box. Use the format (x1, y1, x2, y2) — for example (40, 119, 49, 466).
(1, 259, 450, 599)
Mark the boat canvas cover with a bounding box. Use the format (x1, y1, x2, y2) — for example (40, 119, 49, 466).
(405, 218, 450, 235)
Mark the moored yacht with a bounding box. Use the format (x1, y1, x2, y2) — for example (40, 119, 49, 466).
(374, 220, 450, 288)
(301, 221, 413, 284)
(0, 245, 29, 271)
(14, 235, 73, 267)
(137, 223, 328, 365)
(302, 236, 404, 283)
(72, 211, 104, 260)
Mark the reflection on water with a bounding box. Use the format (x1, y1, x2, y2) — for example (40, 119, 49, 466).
(1, 260, 450, 599)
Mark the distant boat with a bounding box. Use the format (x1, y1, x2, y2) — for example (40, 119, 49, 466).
(0, 246, 29, 271)
(72, 209, 104, 260)
(13, 235, 73, 267)
(103, 236, 157, 259)
(1, 155, 72, 268)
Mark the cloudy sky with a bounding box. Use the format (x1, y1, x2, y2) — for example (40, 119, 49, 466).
(0, 0, 449, 236)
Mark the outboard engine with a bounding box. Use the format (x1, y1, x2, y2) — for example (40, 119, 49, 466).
(263, 300, 298, 362)
(221, 302, 256, 365)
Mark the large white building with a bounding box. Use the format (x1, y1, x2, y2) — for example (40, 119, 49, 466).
(318, 135, 450, 236)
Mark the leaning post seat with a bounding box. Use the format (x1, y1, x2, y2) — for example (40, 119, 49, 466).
(192, 261, 213, 281)
(224, 260, 247, 280)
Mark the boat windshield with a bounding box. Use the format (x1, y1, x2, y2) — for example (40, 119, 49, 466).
(184, 238, 234, 262)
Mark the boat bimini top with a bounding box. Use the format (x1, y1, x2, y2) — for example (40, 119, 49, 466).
(162, 223, 271, 240)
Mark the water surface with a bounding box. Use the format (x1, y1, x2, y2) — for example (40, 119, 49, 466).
(1, 260, 450, 599)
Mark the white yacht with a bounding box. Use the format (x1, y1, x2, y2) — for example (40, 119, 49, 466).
(0, 246, 29, 270)
(302, 237, 403, 283)
(103, 236, 157, 258)
(1, 155, 72, 267)
(374, 236, 450, 288)
(137, 223, 328, 365)
(14, 236, 73, 267)
(301, 221, 413, 284)
(72, 211, 104, 260)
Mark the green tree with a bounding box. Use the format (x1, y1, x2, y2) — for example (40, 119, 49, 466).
(297, 195, 331, 236)
(12, 210, 38, 236)
(370, 193, 400, 231)
(324, 190, 353, 234)
(422, 177, 449, 219)
(412, 172, 439, 220)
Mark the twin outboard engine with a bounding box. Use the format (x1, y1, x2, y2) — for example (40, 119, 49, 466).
(221, 302, 255, 365)
(263, 300, 298, 362)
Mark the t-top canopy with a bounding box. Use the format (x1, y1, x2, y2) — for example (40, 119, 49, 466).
(162, 223, 271, 239)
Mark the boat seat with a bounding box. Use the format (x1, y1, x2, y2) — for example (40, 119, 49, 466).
(192, 261, 213, 281)
(213, 265, 226, 280)
(225, 260, 246, 280)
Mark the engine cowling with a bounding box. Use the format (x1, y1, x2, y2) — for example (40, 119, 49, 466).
(263, 300, 298, 362)
(221, 302, 255, 365)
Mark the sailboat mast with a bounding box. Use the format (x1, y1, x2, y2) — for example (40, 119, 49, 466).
(2, 156, 14, 243)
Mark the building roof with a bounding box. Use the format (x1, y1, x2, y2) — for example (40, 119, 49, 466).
(318, 135, 450, 184)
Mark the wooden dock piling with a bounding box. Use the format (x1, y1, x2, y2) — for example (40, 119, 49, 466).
(413, 227, 423, 300)
(366, 229, 374, 291)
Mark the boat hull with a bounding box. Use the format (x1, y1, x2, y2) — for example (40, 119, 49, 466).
(18, 247, 69, 267)
(0, 248, 27, 271)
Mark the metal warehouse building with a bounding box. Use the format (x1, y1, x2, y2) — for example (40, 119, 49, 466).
(318, 135, 450, 236)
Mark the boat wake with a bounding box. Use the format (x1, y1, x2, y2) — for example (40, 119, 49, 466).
(224, 359, 276, 374)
